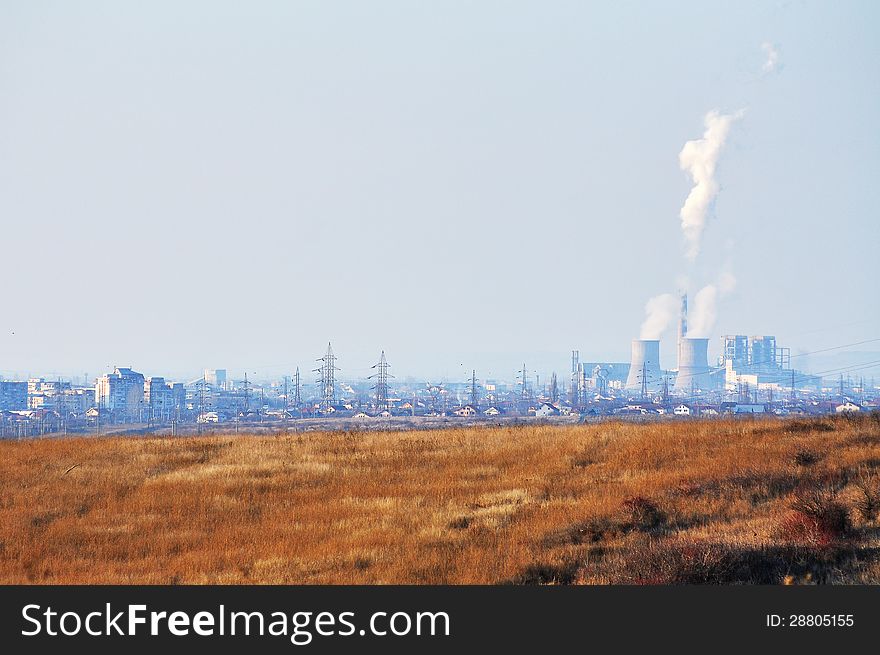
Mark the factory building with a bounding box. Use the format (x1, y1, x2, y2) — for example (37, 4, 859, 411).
(205, 369, 227, 390)
(582, 363, 630, 395)
(720, 335, 787, 372)
(719, 335, 818, 391)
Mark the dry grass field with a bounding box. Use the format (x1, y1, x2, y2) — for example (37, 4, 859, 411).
(1, 414, 879, 584)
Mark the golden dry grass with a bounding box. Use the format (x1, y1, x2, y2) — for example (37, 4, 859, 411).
(1, 414, 879, 584)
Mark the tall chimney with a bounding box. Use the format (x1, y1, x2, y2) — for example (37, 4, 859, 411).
(677, 291, 688, 366)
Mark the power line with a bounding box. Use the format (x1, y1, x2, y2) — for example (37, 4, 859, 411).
(788, 337, 880, 359)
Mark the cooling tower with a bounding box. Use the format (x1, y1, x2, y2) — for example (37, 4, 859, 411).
(674, 337, 711, 393)
(625, 339, 663, 393)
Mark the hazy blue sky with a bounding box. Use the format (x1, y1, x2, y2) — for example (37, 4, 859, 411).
(1, 1, 878, 383)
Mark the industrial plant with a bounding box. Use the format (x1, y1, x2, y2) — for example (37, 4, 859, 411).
(618, 292, 825, 403)
(0, 294, 874, 437)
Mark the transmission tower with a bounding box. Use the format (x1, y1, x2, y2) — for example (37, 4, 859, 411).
(242, 372, 251, 416)
(197, 375, 206, 434)
(293, 366, 302, 414)
(314, 343, 339, 411)
(571, 350, 580, 406)
(518, 363, 529, 409)
(549, 372, 558, 404)
(369, 351, 393, 411)
(469, 369, 480, 408)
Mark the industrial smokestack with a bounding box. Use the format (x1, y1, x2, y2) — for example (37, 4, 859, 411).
(625, 339, 663, 393)
(674, 337, 711, 393)
(677, 291, 688, 367)
(678, 292, 688, 342)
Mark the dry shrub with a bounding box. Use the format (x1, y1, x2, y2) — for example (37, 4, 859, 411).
(546, 517, 616, 547)
(621, 496, 666, 532)
(512, 560, 580, 585)
(613, 539, 734, 585)
(448, 516, 471, 530)
(854, 468, 880, 524)
(848, 433, 880, 448)
(785, 420, 835, 434)
(779, 487, 851, 546)
(612, 540, 861, 585)
(794, 450, 820, 467)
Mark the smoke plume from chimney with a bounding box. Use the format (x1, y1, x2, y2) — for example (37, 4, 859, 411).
(639, 293, 678, 340)
(678, 109, 744, 261)
(687, 272, 737, 338)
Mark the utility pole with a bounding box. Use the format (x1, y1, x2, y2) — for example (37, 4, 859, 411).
(369, 351, 392, 411)
(96, 387, 102, 437)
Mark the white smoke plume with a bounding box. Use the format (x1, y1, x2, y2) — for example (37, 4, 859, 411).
(687, 273, 737, 338)
(717, 270, 737, 294)
(678, 109, 744, 261)
(761, 42, 779, 73)
(639, 293, 678, 340)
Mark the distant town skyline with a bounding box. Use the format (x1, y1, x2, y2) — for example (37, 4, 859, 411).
(1, 2, 878, 381)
